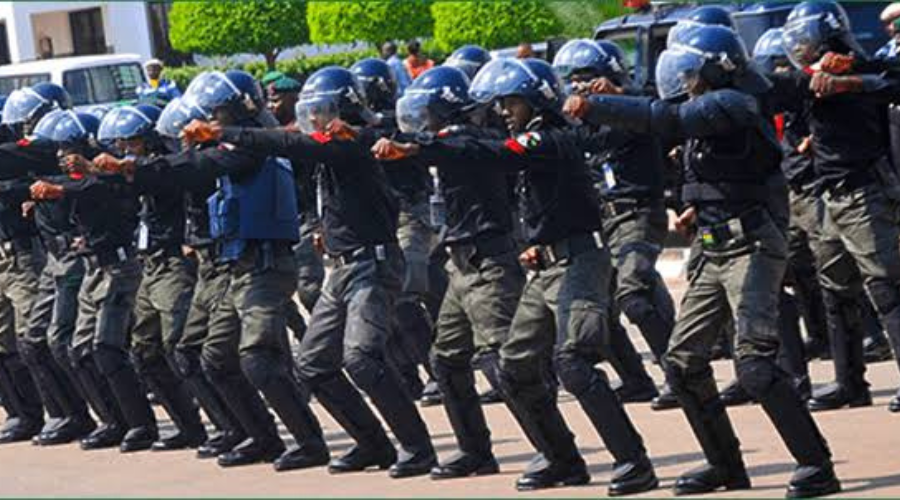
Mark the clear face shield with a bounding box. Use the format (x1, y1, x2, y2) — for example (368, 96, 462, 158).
(98, 106, 154, 144)
(183, 72, 240, 118)
(295, 94, 341, 134)
(782, 14, 830, 68)
(1, 88, 48, 126)
(395, 91, 437, 134)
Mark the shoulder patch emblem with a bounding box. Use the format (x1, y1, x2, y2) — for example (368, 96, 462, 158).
(516, 132, 541, 150)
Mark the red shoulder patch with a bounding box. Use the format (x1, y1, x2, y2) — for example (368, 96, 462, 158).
(310, 131, 332, 144)
(16, 138, 31, 148)
(504, 137, 526, 155)
(68, 172, 84, 180)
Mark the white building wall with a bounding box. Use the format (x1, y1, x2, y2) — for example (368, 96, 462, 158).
(0, 1, 152, 64)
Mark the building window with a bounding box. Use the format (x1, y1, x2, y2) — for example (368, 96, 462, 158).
(0, 23, 10, 65)
(69, 8, 107, 56)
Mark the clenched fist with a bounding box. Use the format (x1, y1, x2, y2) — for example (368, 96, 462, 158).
(30, 180, 64, 200)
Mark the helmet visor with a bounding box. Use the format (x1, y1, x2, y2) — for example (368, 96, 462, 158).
(183, 72, 239, 116)
(396, 91, 436, 134)
(782, 15, 828, 68)
(553, 39, 604, 80)
(32, 110, 67, 141)
(295, 94, 340, 135)
(470, 58, 541, 104)
(655, 45, 705, 101)
(39, 111, 89, 144)
(98, 107, 154, 143)
(2, 88, 48, 125)
(156, 97, 208, 139)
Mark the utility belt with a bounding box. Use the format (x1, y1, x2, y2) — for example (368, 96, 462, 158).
(824, 169, 876, 198)
(83, 246, 136, 270)
(138, 245, 184, 266)
(600, 196, 660, 218)
(328, 242, 400, 268)
(446, 233, 515, 271)
(41, 233, 77, 258)
(238, 241, 294, 271)
(697, 208, 768, 250)
(0, 237, 36, 261)
(530, 231, 605, 271)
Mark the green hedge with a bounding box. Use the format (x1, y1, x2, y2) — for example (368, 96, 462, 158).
(307, 1, 432, 45)
(162, 43, 455, 91)
(431, 0, 562, 52)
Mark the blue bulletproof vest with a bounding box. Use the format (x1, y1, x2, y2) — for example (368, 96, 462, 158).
(208, 156, 299, 262)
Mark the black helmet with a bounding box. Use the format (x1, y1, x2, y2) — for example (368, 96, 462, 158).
(668, 5, 735, 48)
(395, 66, 472, 134)
(350, 58, 397, 113)
(552, 38, 628, 85)
(156, 97, 207, 139)
(296, 66, 373, 133)
(183, 70, 264, 121)
(444, 45, 491, 80)
(33, 110, 100, 146)
(782, 0, 863, 68)
(2, 82, 71, 127)
(98, 104, 162, 145)
(656, 24, 770, 101)
(470, 57, 563, 113)
(753, 27, 789, 74)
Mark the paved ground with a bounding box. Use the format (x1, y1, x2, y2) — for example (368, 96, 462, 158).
(1, 278, 899, 498)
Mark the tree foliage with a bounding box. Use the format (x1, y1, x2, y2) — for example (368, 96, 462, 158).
(547, 0, 628, 39)
(168, 0, 309, 69)
(307, 1, 433, 45)
(431, 0, 563, 52)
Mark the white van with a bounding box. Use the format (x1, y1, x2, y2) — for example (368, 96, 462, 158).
(0, 54, 146, 107)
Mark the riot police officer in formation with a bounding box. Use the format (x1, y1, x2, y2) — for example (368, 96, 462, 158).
(9, 1, 900, 497)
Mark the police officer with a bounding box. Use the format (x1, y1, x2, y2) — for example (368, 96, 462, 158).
(96, 105, 208, 451)
(136, 59, 182, 107)
(185, 67, 438, 477)
(144, 97, 254, 461)
(568, 24, 840, 497)
(776, 0, 900, 413)
(443, 45, 492, 81)
(352, 57, 435, 399)
(30, 111, 160, 453)
(0, 85, 78, 444)
(135, 70, 327, 469)
(553, 38, 677, 405)
(375, 65, 524, 479)
(0, 108, 97, 446)
(264, 74, 324, 341)
(380, 58, 659, 495)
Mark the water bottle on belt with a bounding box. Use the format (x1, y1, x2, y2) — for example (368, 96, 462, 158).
(429, 167, 446, 229)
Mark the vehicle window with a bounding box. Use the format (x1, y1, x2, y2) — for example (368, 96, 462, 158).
(0, 74, 51, 95)
(601, 31, 638, 71)
(63, 63, 144, 106)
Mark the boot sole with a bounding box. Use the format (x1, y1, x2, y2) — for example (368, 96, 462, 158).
(674, 480, 751, 496)
(787, 479, 841, 499)
(516, 474, 591, 491)
(608, 476, 659, 496)
(430, 463, 501, 480)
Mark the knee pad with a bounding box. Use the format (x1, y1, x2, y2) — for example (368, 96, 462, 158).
(17, 339, 44, 366)
(735, 357, 781, 399)
(662, 357, 712, 395)
(48, 342, 72, 369)
(343, 348, 386, 393)
(554, 351, 596, 397)
(173, 349, 201, 379)
(865, 280, 900, 317)
(619, 293, 657, 324)
(93, 345, 128, 377)
(240, 351, 283, 392)
(430, 354, 476, 395)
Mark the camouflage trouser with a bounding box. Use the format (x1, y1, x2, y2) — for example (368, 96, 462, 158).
(432, 244, 524, 364)
(41, 251, 85, 365)
(0, 247, 45, 425)
(817, 183, 900, 383)
(298, 246, 435, 456)
(131, 251, 197, 369)
(72, 257, 155, 430)
(664, 213, 833, 469)
(390, 200, 437, 383)
(0, 249, 43, 355)
(602, 201, 675, 362)
(500, 242, 648, 464)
